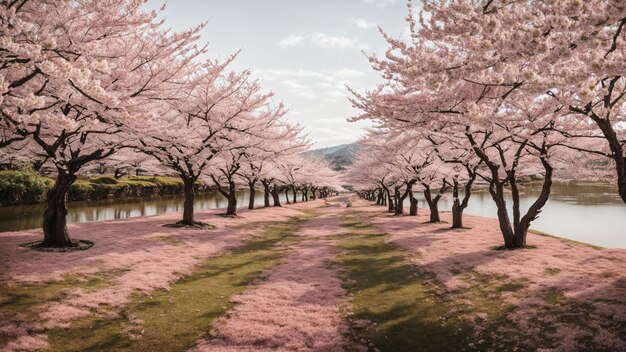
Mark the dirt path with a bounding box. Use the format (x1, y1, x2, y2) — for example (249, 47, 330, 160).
(190, 210, 353, 352)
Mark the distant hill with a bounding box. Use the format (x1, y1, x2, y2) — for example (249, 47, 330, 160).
(304, 143, 360, 171)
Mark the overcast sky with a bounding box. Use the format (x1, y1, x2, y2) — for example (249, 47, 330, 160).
(145, 0, 413, 148)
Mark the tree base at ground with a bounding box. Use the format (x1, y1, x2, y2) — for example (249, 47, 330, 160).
(20, 239, 95, 252)
(492, 244, 537, 251)
(217, 213, 238, 218)
(162, 221, 216, 230)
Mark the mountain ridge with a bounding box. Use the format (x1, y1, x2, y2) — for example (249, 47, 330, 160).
(305, 143, 360, 171)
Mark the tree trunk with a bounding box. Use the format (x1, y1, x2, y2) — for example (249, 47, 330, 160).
(285, 188, 291, 204)
(225, 180, 237, 216)
(487, 162, 553, 249)
(396, 182, 414, 216)
(570, 107, 626, 205)
(423, 186, 441, 223)
(428, 201, 440, 222)
(311, 188, 317, 200)
(226, 193, 237, 215)
(451, 172, 477, 229)
(262, 181, 271, 207)
(451, 179, 463, 228)
(292, 187, 297, 203)
(394, 187, 401, 215)
(386, 189, 394, 213)
(489, 180, 516, 248)
(181, 177, 196, 225)
(41, 171, 76, 247)
(248, 182, 256, 210)
(451, 203, 463, 228)
(271, 187, 282, 207)
(513, 159, 554, 248)
(409, 189, 418, 216)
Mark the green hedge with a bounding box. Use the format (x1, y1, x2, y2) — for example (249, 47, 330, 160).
(0, 172, 203, 206)
(0, 171, 54, 205)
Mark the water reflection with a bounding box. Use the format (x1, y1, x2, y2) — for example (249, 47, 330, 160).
(407, 182, 626, 248)
(1, 183, 624, 248)
(0, 190, 267, 233)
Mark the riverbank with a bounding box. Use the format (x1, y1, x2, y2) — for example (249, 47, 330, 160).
(0, 171, 206, 207)
(0, 197, 624, 351)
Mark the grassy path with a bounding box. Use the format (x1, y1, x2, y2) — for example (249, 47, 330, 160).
(4, 198, 622, 351)
(191, 212, 351, 351)
(337, 212, 480, 352)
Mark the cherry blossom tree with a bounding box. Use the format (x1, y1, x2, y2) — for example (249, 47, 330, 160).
(260, 163, 284, 207)
(86, 149, 163, 178)
(140, 62, 284, 224)
(348, 2, 580, 248)
(301, 155, 338, 201)
(416, 0, 626, 204)
(346, 141, 401, 213)
(236, 124, 306, 210)
(0, 0, 205, 247)
(275, 154, 306, 204)
(206, 95, 289, 216)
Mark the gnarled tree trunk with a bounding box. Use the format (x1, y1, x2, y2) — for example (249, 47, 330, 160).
(181, 177, 196, 225)
(451, 171, 477, 229)
(271, 186, 282, 207)
(451, 179, 463, 228)
(485, 160, 553, 249)
(408, 188, 418, 216)
(385, 187, 394, 213)
(261, 180, 271, 207)
(211, 175, 238, 216)
(248, 182, 256, 210)
(41, 171, 77, 247)
(225, 179, 238, 216)
(423, 183, 447, 223)
(569, 105, 626, 205)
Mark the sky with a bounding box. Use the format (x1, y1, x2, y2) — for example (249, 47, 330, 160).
(144, 0, 414, 148)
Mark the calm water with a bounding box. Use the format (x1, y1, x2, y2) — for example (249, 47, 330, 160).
(1, 183, 625, 248)
(410, 182, 626, 249)
(0, 190, 267, 233)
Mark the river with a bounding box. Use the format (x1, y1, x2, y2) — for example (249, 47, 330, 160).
(411, 182, 626, 249)
(1, 183, 625, 248)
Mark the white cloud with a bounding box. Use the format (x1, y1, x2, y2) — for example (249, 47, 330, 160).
(256, 68, 366, 86)
(317, 82, 334, 89)
(363, 0, 398, 8)
(276, 34, 305, 48)
(333, 69, 366, 79)
(354, 18, 376, 29)
(255, 69, 325, 80)
(276, 33, 358, 50)
(279, 79, 316, 99)
(310, 32, 354, 49)
(327, 89, 347, 99)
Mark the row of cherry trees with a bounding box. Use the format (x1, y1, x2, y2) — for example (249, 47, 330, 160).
(0, 0, 340, 248)
(347, 0, 625, 249)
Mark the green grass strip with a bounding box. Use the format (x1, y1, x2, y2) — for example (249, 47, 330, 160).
(43, 211, 317, 352)
(338, 213, 476, 352)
